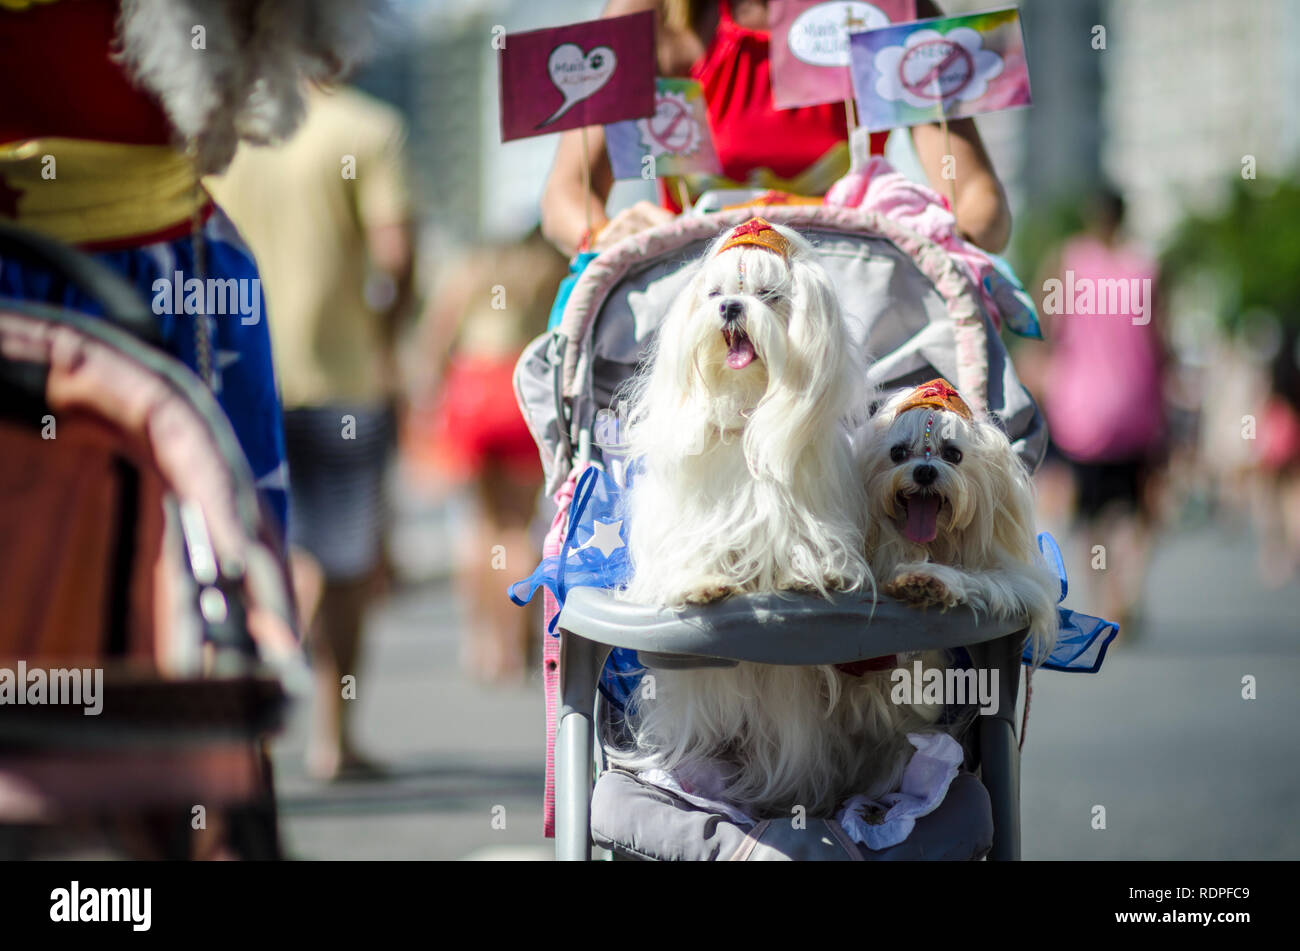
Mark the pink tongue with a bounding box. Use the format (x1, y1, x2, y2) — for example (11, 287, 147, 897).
(726, 336, 756, 369)
(903, 494, 941, 544)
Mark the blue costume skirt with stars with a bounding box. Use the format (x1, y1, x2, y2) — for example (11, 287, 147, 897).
(0, 208, 288, 534)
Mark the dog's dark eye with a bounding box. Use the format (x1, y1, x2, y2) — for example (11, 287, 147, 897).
(890, 444, 909, 463)
(706, 288, 722, 299)
(941, 446, 962, 464)
(758, 288, 781, 302)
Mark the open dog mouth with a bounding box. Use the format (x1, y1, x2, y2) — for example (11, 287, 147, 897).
(896, 491, 945, 545)
(721, 324, 756, 370)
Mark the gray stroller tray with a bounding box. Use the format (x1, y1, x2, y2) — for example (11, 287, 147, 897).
(554, 587, 1027, 861)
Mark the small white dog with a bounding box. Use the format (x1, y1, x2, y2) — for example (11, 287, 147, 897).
(614, 218, 932, 817)
(857, 379, 1059, 665)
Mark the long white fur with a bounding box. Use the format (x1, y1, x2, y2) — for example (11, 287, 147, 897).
(856, 391, 1060, 666)
(114, 0, 387, 174)
(620, 224, 868, 606)
(613, 224, 937, 817)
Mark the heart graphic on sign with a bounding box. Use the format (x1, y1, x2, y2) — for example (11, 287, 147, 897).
(538, 43, 619, 127)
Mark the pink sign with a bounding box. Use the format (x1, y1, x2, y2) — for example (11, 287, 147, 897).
(498, 11, 657, 142)
(769, 0, 915, 110)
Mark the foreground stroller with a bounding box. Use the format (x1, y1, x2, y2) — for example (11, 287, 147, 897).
(0, 224, 305, 859)
(515, 202, 1051, 861)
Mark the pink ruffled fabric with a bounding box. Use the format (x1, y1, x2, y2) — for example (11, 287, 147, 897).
(825, 156, 1004, 331)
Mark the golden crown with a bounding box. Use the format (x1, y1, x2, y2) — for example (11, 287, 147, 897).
(717, 217, 793, 259)
(896, 379, 974, 420)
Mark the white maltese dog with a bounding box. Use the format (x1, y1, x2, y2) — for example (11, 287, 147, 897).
(613, 218, 936, 817)
(620, 217, 867, 607)
(857, 379, 1059, 665)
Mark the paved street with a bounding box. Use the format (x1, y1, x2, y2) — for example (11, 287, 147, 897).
(270, 510, 1300, 860)
(271, 572, 550, 861)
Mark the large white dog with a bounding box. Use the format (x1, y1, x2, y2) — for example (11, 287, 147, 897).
(614, 218, 934, 817)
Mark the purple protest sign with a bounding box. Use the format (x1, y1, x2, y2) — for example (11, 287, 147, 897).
(498, 11, 657, 142)
(769, 0, 916, 110)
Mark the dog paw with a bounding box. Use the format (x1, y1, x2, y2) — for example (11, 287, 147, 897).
(784, 581, 824, 596)
(884, 571, 958, 610)
(681, 580, 737, 605)
(822, 574, 862, 593)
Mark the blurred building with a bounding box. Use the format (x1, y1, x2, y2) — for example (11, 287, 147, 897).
(1018, 0, 1104, 206)
(354, 0, 603, 246)
(1101, 0, 1300, 246)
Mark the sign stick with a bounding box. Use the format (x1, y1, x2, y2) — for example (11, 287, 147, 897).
(843, 10, 863, 136)
(581, 124, 594, 242)
(932, 88, 958, 217)
(675, 177, 691, 214)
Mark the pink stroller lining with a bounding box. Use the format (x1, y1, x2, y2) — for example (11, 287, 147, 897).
(0, 308, 296, 669)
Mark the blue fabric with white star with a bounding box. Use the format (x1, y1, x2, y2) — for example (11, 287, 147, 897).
(509, 465, 633, 624)
(0, 210, 288, 535)
(508, 464, 640, 706)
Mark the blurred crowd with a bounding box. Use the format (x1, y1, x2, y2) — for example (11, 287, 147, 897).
(3, 0, 1298, 796)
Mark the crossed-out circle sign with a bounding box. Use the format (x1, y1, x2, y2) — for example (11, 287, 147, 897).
(898, 37, 975, 101)
(645, 95, 694, 152)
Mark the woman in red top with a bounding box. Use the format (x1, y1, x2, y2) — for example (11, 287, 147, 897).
(541, 0, 1012, 256)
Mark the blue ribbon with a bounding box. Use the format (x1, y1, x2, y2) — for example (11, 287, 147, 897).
(1024, 532, 1119, 673)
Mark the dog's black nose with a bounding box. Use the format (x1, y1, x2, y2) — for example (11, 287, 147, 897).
(720, 300, 744, 322)
(913, 463, 938, 486)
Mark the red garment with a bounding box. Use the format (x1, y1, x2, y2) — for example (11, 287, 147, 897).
(0, 1, 172, 146)
(1259, 396, 1300, 473)
(662, 0, 887, 209)
(425, 355, 542, 483)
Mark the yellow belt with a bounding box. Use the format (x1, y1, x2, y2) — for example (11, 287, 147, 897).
(0, 138, 206, 246)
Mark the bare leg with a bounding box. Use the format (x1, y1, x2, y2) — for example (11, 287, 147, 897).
(307, 573, 376, 779)
(289, 546, 325, 635)
(467, 464, 539, 683)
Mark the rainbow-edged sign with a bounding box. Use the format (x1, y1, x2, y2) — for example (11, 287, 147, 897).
(769, 0, 916, 109)
(604, 78, 722, 181)
(498, 11, 656, 142)
(848, 6, 1031, 132)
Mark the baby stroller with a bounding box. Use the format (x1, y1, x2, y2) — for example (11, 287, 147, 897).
(0, 223, 305, 859)
(514, 201, 1052, 861)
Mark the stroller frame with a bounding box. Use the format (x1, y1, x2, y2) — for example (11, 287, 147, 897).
(0, 222, 303, 859)
(519, 204, 1048, 861)
(555, 589, 1025, 861)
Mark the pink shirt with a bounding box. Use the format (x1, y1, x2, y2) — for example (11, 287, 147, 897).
(1043, 237, 1165, 462)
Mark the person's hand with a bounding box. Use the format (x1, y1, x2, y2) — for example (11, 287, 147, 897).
(593, 200, 675, 250)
